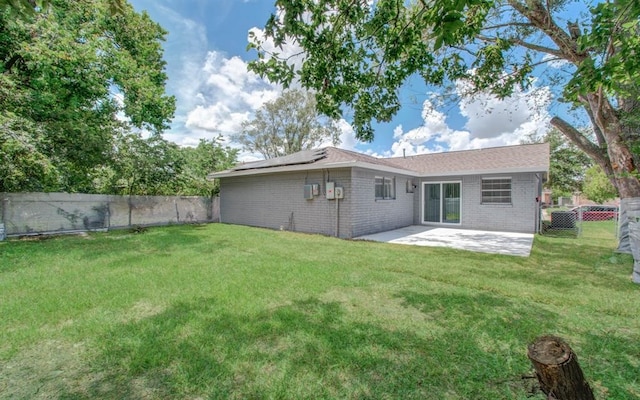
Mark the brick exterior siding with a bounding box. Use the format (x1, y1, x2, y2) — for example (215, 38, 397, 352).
(417, 172, 541, 233)
(220, 169, 353, 238)
(219, 169, 542, 237)
(350, 168, 415, 237)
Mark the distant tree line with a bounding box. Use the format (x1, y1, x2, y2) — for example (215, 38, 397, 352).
(92, 134, 237, 197)
(234, 89, 341, 159)
(525, 129, 617, 204)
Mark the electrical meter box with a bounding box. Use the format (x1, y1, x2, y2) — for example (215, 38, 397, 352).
(335, 187, 344, 199)
(326, 181, 335, 199)
(312, 183, 319, 196)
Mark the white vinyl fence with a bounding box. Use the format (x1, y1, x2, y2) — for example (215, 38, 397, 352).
(0, 192, 220, 237)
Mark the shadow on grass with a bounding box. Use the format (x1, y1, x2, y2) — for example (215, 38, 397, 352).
(521, 235, 636, 291)
(57, 294, 561, 399)
(580, 331, 640, 399)
(397, 290, 559, 335)
(76, 224, 231, 264)
(0, 225, 218, 274)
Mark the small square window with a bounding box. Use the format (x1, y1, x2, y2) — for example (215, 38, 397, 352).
(482, 178, 511, 204)
(375, 176, 395, 200)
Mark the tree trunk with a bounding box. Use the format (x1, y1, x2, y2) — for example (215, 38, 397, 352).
(553, 95, 640, 251)
(586, 93, 640, 198)
(527, 336, 595, 400)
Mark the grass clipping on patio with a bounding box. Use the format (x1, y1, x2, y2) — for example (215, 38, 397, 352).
(0, 221, 637, 399)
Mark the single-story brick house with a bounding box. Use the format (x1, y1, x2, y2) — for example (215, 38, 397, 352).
(208, 143, 549, 238)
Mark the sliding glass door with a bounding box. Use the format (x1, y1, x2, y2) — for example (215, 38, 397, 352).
(422, 182, 461, 224)
(424, 183, 441, 223)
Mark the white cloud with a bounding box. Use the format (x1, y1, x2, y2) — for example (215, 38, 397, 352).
(186, 103, 250, 134)
(184, 20, 350, 160)
(154, 5, 209, 116)
(242, 89, 280, 110)
(337, 120, 359, 150)
(174, 15, 311, 149)
(125, 5, 281, 148)
(183, 50, 279, 142)
(541, 53, 571, 69)
(388, 84, 551, 156)
(458, 82, 551, 140)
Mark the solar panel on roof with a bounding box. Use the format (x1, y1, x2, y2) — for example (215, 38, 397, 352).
(232, 148, 327, 171)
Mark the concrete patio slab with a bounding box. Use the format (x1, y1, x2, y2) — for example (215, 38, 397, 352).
(355, 226, 534, 257)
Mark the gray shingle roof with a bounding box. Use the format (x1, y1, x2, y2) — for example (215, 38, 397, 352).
(229, 147, 400, 171)
(386, 143, 550, 176)
(208, 143, 549, 179)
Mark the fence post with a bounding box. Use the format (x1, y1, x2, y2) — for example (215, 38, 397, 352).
(0, 194, 7, 223)
(528, 335, 594, 400)
(128, 194, 132, 227)
(207, 195, 213, 221)
(629, 217, 640, 283)
(0, 195, 6, 240)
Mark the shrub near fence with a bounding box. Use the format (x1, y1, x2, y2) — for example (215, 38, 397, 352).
(0, 192, 220, 237)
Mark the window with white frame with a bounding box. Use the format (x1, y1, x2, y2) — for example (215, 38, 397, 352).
(375, 176, 395, 200)
(481, 178, 512, 204)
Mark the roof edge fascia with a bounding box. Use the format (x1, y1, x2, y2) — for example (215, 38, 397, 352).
(415, 166, 548, 177)
(207, 161, 416, 179)
(208, 162, 549, 180)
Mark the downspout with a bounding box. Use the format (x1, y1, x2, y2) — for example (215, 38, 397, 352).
(217, 179, 222, 223)
(535, 173, 543, 233)
(335, 197, 340, 237)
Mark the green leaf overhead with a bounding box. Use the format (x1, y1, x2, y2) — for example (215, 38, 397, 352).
(248, 0, 639, 202)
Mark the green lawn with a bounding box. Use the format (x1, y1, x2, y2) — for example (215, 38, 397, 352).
(0, 222, 638, 399)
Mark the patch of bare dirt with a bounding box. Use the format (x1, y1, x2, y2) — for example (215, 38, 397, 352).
(0, 339, 168, 399)
(0, 339, 93, 399)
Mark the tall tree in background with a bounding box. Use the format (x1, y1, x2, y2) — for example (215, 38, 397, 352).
(524, 129, 592, 202)
(248, 0, 640, 248)
(234, 89, 341, 159)
(0, 0, 175, 192)
(178, 138, 238, 196)
(94, 134, 237, 196)
(583, 166, 618, 204)
(98, 132, 184, 196)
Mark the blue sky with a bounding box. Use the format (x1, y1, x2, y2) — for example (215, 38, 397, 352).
(129, 0, 554, 161)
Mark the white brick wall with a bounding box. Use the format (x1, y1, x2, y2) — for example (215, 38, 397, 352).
(418, 172, 540, 233)
(350, 168, 414, 237)
(219, 169, 542, 237)
(220, 169, 353, 237)
(219, 167, 415, 238)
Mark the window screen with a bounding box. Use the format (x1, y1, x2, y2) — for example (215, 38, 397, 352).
(375, 176, 395, 200)
(481, 178, 511, 204)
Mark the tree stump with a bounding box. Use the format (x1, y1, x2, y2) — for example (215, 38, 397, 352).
(527, 335, 594, 400)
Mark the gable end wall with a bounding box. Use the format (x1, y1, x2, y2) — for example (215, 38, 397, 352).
(219, 169, 353, 237)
